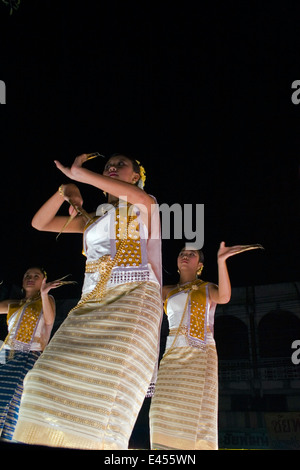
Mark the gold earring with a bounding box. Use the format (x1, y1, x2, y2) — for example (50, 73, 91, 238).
(197, 266, 203, 276)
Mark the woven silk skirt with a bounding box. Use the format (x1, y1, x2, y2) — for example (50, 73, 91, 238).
(13, 281, 162, 449)
(149, 344, 218, 450)
(0, 350, 41, 440)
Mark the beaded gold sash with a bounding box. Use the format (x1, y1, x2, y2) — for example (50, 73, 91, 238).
(4, 297, 43, 352)
(164, 280, 209, 350)
(115, 206, 142, 267)
(188, 284, 208, 346)
(74, 204, 147, 310)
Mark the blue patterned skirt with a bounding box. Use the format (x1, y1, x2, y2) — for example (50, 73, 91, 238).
(0, 350, 41, 440)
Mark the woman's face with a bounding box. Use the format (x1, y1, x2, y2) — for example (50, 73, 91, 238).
(22, 268, 44, 293)
(103, 155, 140, 185)
(177, 249, 202, 274)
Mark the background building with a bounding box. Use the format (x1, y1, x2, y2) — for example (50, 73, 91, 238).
(216, 281, 300, 449)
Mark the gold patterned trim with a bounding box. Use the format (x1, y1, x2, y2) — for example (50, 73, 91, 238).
(85, 255, 111, 273)
(169, 326, 188, 337)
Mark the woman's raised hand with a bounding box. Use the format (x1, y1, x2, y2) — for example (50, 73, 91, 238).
(217, 241, 264, 262)
(40, 276, 77, 295)
(54, 154, 88, 179)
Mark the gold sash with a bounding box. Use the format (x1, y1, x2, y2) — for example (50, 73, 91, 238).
(74, 204, 144, 309)
(3, 297, 43, 351)
(164, 280, 209, 350)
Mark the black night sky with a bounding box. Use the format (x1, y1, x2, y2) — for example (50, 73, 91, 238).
(0, 1, 299, 299)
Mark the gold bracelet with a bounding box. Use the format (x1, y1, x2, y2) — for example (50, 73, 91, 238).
(58, 185, 65, 197)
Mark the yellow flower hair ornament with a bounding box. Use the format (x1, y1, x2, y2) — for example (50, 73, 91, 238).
(135, 160, 146, 189)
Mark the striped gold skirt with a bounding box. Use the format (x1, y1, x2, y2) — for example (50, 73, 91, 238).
(13, 281, 162, 449)
(149, 344, 218, 450)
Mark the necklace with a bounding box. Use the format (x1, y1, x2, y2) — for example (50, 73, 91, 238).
(177, 278, 202, 292)
(98, 199, 122, 216)
(19, 292, 41, 306)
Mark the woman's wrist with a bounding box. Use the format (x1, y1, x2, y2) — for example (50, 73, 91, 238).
(58, 184, 65, 197)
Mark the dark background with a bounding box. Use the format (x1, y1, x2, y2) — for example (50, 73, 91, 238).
(0, 1, 299, 294)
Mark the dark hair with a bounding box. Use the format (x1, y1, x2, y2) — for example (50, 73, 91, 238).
(24, 266, 47, 278)
(196, 249, 204, 264)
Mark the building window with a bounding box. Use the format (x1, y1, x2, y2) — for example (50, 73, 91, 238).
(258, 310, 300, 358)
(215, 315, 249, 360)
